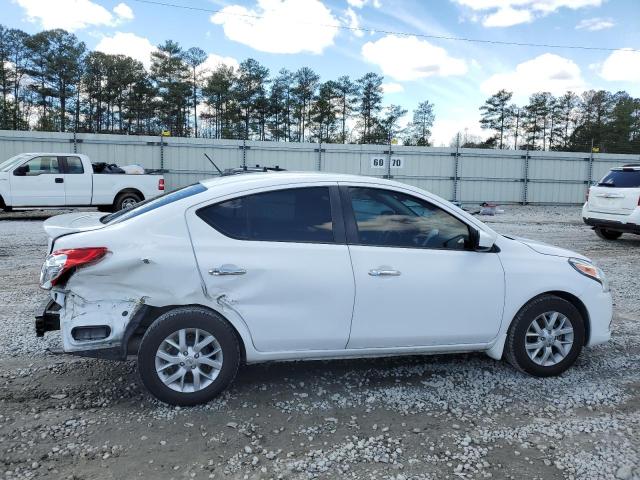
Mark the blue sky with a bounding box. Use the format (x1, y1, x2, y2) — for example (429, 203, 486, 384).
(3, 0, 640, 145)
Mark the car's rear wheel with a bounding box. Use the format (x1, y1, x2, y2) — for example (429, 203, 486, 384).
(594, 227, 622, 240)
(504, 295, 585, 377)
(114, 192, 142, 211)
(138, 307, 240, 406)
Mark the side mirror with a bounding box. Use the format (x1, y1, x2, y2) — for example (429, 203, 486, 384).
(13, 165, 28, 176)
(475, 229, 495, 252)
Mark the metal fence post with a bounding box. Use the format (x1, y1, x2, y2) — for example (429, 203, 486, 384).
(587, 144, 594, 194)
(242, 138, 247, 167)
(160, 134, 165, 170)
(452, 133, 460, 202)
(314, 141, 324, 171)
(72, 130, 77, 153)
(522, 148, 530, 205)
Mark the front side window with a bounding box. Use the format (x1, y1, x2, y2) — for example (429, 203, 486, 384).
(197, 187, 334, 243)
(348, 187, 470, 250)
(21, 156, 61, 175)
(64, 156, 84, 174)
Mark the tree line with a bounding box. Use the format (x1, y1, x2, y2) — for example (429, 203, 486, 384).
(476, 89, 640, 154)
(1, 24, 638, 153)
(0, 25, 434, 146)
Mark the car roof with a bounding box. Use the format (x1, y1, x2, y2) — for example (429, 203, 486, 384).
(199, 171, 411, 190)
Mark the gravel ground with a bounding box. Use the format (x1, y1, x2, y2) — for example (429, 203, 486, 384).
(0, 206, 639, 480)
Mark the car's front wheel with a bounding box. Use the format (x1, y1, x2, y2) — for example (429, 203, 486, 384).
(504, 295, 585, 377)
(594, 227, 623, 240)
(138, 307, 240, 406)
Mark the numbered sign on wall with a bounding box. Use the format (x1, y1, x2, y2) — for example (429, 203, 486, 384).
(370, 157, 403, 169)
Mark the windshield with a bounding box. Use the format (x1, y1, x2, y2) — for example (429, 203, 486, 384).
(597, 169, 640, 188)
(101, 183, 208, 224)
(0, 153, 32, 172)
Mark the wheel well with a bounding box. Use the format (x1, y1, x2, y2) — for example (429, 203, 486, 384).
(0, 195, 5, 208)
(126, 304, 247, 363)
(524, 291, 591, 345)
(115, 188, 144, 202)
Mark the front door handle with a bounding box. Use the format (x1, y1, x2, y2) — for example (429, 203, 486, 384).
(369, 268, 401, 277)
(55, 177, 64, 183)
(209, 264, 247, 276)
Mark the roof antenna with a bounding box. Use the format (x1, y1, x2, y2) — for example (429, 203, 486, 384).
(204, 153, 223, 176)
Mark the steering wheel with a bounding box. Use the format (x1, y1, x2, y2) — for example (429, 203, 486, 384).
(414, 229, 439, 247)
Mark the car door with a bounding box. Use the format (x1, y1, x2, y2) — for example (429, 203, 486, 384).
(342, 185, 505, 349)
(61, 156, 92, 205)
(186, 184, 355, 352)
(10, 155, 65, 206)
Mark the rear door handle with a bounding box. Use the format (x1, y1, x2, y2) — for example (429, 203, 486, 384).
(369, 268, 401, 277)
(55, 177, 64, 183)
(209, 264, 246, 276)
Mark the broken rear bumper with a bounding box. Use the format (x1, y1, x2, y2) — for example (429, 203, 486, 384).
(35, 293, 149, 360)
(35, 299, 61, 337)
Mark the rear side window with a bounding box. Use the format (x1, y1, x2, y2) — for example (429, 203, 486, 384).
(197, 187, 334, 243)
(64, 156, 84, 174)
(598, 169, 640, 188)
(101, 183, 206, 224)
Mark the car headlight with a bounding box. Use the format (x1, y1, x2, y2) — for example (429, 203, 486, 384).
(568, 258, 609, 292)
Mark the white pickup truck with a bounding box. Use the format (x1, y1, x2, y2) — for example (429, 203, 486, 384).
(0, 152, 164, 212)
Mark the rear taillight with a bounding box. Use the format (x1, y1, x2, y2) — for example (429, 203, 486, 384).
(158, 178, 165, 191)
(40, 247, 108, 289)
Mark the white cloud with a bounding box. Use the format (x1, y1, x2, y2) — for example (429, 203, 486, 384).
(210, 0, 339, 54)
(575, 17, 614, 31)
(453, 0, 602, 27)
(482, 6, 532, 27)
(599, 49, 640, 82)
(382, 82, 404, 94)
(95, 32, 155, 69)
(481, 53, 586, 98)
(345, 8, 364, 37)
(431, 115, 486, 147)
(362, 35, 467, 81)
(347, 0, 381, 8)
(198, 53, 240, 74)
(113, 2, 134, 21)
(15, 0, 134, 31)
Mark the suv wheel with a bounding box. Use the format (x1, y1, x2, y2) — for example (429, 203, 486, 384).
(504, 295, 585, 377)
(594, 227, 622, 240)
(138, 307, 240, 406)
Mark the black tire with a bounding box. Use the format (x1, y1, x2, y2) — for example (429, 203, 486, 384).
(594, 227, 622, 240)
(113, 191, 142, 211)
(138, 306, 240, 406)
(504, 295, 586, 377)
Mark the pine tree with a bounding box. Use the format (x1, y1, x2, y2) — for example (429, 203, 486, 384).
(479, 89, 513, 149)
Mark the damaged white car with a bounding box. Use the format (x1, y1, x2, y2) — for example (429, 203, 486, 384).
(37, 172, 613, 405)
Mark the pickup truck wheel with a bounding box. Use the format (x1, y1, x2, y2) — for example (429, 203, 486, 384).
(114, 192, 141, 211)
(594, 228, 622, 240)
(138, 307, 240, 406)
(504, 295, 585, 377)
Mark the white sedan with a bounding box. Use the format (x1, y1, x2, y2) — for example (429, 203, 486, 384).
(37, 172, 612, 405)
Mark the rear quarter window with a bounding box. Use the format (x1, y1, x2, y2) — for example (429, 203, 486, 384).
(598, 169, 640, 188)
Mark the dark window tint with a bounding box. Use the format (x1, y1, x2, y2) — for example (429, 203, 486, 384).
(197, 187, 334, 243)
(598, 169, 640, 188)
(348, 187, 470, 250)
(64, 156, 84, 174)
(101, 183, 206, 224)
